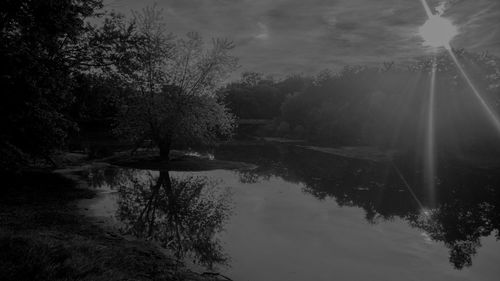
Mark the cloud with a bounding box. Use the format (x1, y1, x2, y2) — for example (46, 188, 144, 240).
(255, 22, 269, 40)
(106, 0, 500, 76)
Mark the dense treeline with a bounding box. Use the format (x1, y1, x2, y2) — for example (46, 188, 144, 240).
(1, 0, 100, 169)
(1, 1, 236, 170)
(2, 0, 500, 171)
(223, 72, 312, 119)
(223, 50, 500, 155)
(0, 0, 137, 169)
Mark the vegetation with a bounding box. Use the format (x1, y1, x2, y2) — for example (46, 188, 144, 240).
(0, 0, 139, 168)
(106, 8, 236, 160)
(0, 2, 237, 280)
(223, 72, 311, 119)
(223, 50, 500, 156)
(2, 0, 500, 279)
(0, 169, 220, 281)
(1, 2, 238, 167)
(92, 169, 233, 267)
(1, 0, 99, 169)
(3, 0, 499, 168)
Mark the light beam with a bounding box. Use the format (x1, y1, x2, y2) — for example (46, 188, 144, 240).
(419, 0, 433, 18)
(447, 49, 500, 135)
(424, 62, 437, 207)
(391, 162, 430, 219)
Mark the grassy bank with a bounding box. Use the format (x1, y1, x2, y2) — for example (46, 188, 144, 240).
(0, 166, 226, 281)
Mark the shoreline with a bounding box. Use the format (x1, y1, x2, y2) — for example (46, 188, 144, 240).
(0, 153, 234, 281)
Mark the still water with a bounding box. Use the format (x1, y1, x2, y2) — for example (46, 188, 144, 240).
(79, 144, 500, 281)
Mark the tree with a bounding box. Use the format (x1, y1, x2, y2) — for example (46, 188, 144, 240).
(116, 170, 232, 267)
(222, 72, 310, 120)
(0, 0, 138, 169)
(115, 8, 238, 160)
(240, 71, 264, 87)
(0, 0, 106, 169)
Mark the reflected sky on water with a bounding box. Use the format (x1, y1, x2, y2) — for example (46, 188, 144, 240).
(79, 143, 500, 281)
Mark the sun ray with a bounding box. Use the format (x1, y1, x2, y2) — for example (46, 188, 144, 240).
(424, 61, 437, 207)
(391, 161, 431, 219)
(419, 0, 433, 18)
(447, 49, 500, 136)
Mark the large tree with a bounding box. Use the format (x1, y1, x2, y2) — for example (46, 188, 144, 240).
(0, 0, 103, 168)
(115, 8, 237, 159)
(0, 0, 136, 169)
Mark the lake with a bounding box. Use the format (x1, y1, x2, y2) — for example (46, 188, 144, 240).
(78, 143, 500, 281)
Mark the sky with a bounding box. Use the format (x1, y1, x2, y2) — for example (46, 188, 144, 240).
(104, 0, 500, 76)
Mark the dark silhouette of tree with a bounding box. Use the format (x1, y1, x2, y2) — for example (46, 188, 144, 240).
(222, 72, 312, 120)
(0, 0, 100, 168)
(275, 50, 500, 151)
(109, 169, 232, 267)
(114, 7, 237, 160)
(0, 1, 137, 169)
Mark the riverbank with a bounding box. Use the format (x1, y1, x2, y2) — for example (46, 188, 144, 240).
(4, 140, 498, 281)
(103, 149, 256, 171)
(0, 154, 232, 281)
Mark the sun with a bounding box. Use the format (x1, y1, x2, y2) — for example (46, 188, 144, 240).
(419, 15, 458, 48)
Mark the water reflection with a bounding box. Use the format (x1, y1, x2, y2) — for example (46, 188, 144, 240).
(80, 144, 500, 272)
(216, 144, 500, 269)
(83, 167, 232, 268)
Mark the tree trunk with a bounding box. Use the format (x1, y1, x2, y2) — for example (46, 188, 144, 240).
(159, 171, 183, 256)
(159, 139, 171, 161)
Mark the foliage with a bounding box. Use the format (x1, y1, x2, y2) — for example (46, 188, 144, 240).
(115, 170, 232, 267)
(71, 74, 129, 123)
(0, 0, 140, 169)
(0, 1, 98, 164)
(115, 8, 238, 158)
(223, 50, 500, 150)
(222, 72, 312, 119)
(0, 169, 198, 281)
(275, 50, 500, 150)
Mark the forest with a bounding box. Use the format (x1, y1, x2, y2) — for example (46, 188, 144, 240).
(224, 53, 500, 156)
(2, 1, 500, 281)
(2, 1, 500, 172)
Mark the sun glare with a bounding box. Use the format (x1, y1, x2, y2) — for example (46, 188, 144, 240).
(419, 15, 458, 48)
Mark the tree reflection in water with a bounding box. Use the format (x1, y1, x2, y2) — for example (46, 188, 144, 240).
(83, 167, 232, 268)
(216, 144, 500, 269)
